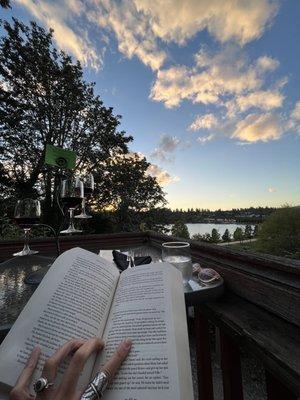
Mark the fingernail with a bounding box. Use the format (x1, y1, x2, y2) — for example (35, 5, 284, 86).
(33, 346, 41, 354)
(122, 338, 132, 350)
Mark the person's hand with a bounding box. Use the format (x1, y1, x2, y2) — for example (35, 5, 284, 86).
(10, 346, 41, 400)
(10, 337, 132, 400)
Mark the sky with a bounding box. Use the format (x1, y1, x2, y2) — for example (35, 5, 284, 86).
(1, 0, 300, 210)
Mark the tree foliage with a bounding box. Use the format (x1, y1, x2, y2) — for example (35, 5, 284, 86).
(0, 0, 10, 8)
(0, 19, 131, 207)
(244, 224, 252, 239)
(210, 228, 220, 243)
(94, 153, 166, 231)
(0, 19, 165, 230)
(171, 221, 190, 239)
(255, 206, 300, 258)
(222, 228, 231, 242)
(233, 227, 244, 242)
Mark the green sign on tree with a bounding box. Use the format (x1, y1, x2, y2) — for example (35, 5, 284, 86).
(44, 145, 76, 169)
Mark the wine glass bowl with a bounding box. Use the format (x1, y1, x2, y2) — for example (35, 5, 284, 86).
(13, 199, 41, 256)
(60, 176, 84, 234)
(75, 173, 94, 219)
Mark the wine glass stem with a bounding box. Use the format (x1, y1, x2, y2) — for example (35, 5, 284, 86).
(69, 208, 75, 230)
(82, 198, 87, 215)
(22, 228, 31, 253)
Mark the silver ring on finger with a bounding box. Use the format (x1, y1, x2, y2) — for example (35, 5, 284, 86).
(34, 377, 54, 393)
(80, 371, 109, 399)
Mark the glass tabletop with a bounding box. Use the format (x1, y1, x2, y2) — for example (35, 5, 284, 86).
(0, 245, 223, 332)
(0, 254, 55, 328)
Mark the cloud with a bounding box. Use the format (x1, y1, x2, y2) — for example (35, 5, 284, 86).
(121, 151, 145, 160)
(67, 0, 86, 15)
(150, 46, 280, 109)
(189, 114, 218, 131)
(132, 0, 277, 46)
(151, 134, 181, 161)
(88, 0, 166, 70)
(231, 113, 284, 143)
(16, 0, 102, 69)
(268, 187, 277, 193)
(197, 134, 215, 144)
(17, 0, 278, 72)
(228, 90, 284, 114)
(235, 141, 252, 146)
(147, 164, 180, 185)
(291, 101, 300, 120)
(256, 55, 279, 72)
(110, 152, 179, 185)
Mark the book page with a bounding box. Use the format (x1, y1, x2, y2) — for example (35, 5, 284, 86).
(0, 248, 119, 392)
(93, 262, 193, 400)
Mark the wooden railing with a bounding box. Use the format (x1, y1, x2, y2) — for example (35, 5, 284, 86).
(149, 231, 300, 400)
(1, 231, 299, 399)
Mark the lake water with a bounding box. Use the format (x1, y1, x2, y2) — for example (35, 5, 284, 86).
(185, 223, 249, 237)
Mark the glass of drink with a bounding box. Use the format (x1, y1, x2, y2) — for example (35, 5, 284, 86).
(60, 176, 84, 234)
(162, 242, 193, 285)
(13, 199, 41, 256)
(75, 173, 94, 219)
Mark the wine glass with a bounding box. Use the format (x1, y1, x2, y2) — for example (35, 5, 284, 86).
(13, 199, 41, 256)
(126, 249, 135, 269)
(75, 173, 94, 219)
(60, 176, 84, 234)
(162, 242, 193, 285)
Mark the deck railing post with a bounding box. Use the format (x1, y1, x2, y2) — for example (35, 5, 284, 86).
(194, 306, 214, 400)
(220, 330, 244, 400)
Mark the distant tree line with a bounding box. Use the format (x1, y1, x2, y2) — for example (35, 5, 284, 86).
(137, 206, 275, 228)
(168, 220, 259, 244)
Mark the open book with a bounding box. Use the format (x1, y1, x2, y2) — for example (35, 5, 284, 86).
(0, 248, 193, 400)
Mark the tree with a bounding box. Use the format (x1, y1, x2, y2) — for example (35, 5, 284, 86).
(171, 221, 190, 239)
(95, 153, 166, 231)
(192, 233, 203, 242)
(253, 225, 259, 237)
(210, 228, 220, 243)
(244, 224, 252, 239)
(222, 228, 231, 243)
(0, 19, 132, 224)
(255, 206, 300, 257)
(0, 0, 10, 8)
(233, 227, 244, 243)
(201, 233, 211, 242)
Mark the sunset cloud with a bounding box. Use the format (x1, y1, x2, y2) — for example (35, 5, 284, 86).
(268, 187, 277, 193)
(90, 0, 166, 70)
(228, 90, 284, 114)
(17, 0, 278, 71)
(197, 134, 215, 144)
(151, 134, 181, 161)
(131, 0, 277, 46)
(147, 164, 180, 185)
(256, 55, 279, 72)
(16, 0, 102, 69)
(189, 114, 218, 131)
(150, 47, 280, 109)
(231, 113, 284, 143)
(291, 101, 300, 120)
